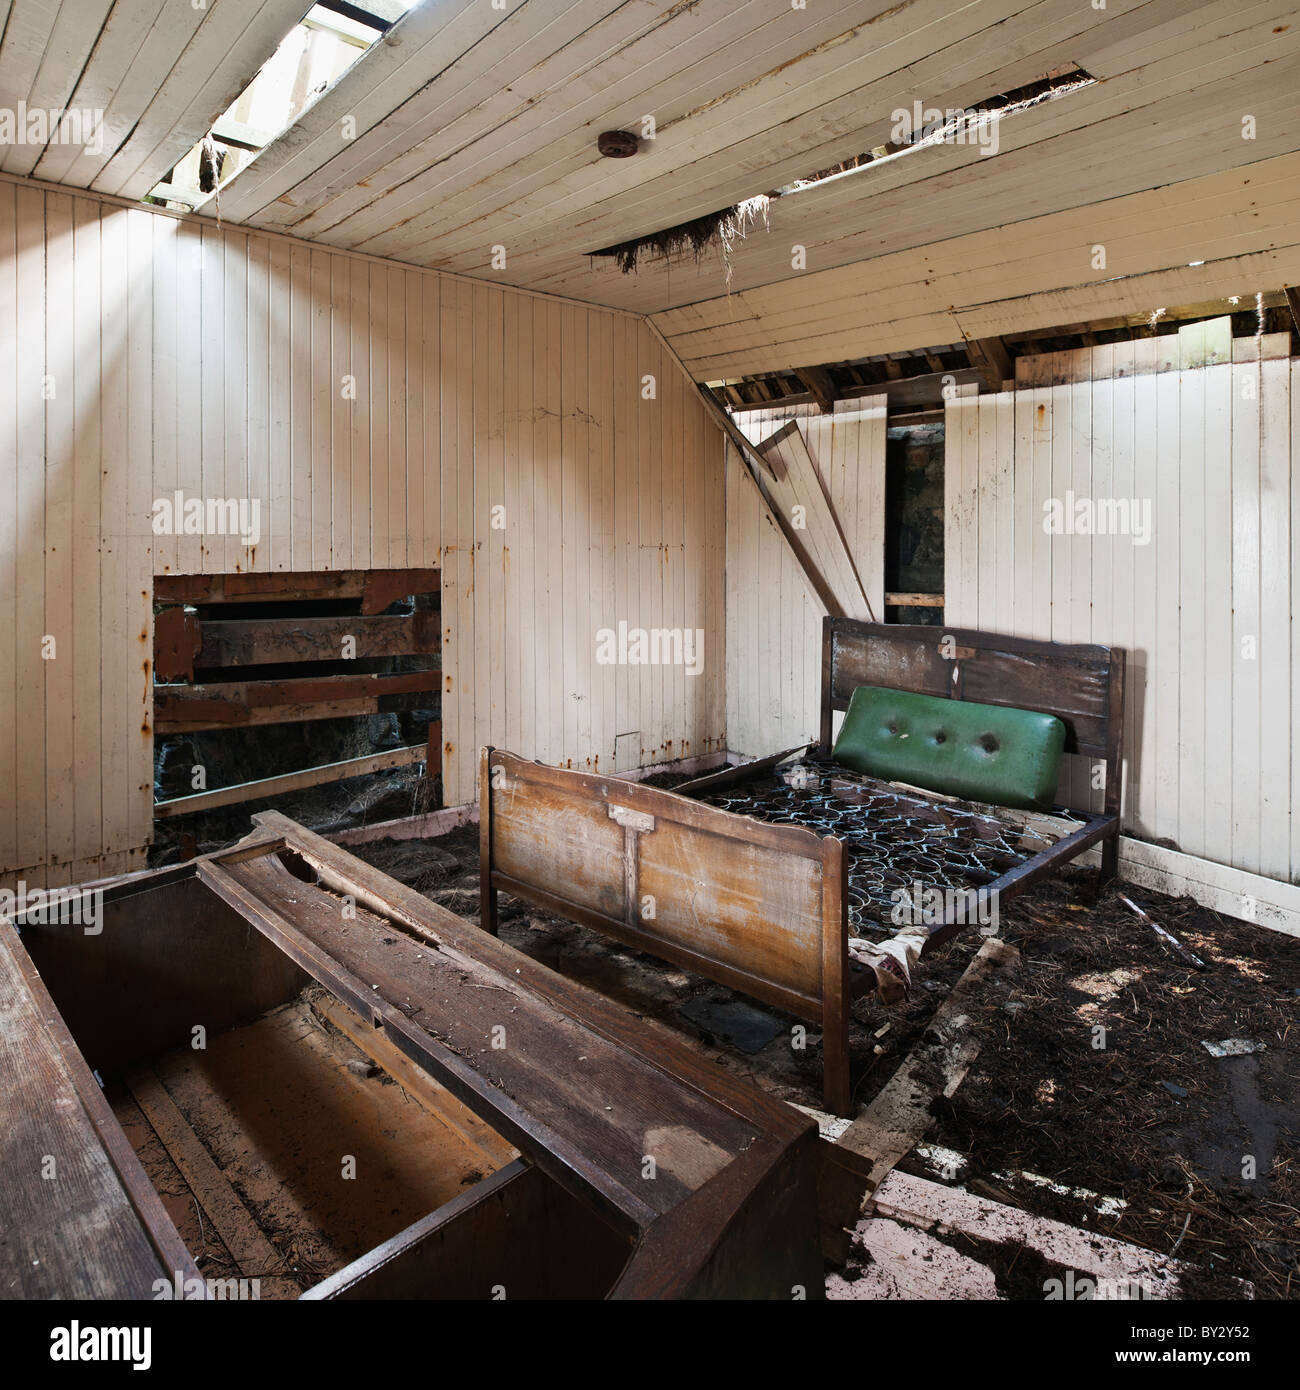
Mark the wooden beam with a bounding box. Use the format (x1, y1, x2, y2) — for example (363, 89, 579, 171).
(154, 605, 201, 681)
(885, 408, 945, 428)
(963, 335, 1012, 393)
(312, 996, 518, 1171)
(362, 568, 441, 614)
(836, 938, 1020, 1187)
(153, 740, 434, 819)
(754, 421, 875, 621)
(157, 697, 381, 733)
(154, 568, 440, 607)
(884, 592, 945, 607)
(124, 1067, 300, 1299)
(1284, 286, 1300, 338)
(196, 611, 439, 667)
(869, 368, 980, 410)
(154, 671, 438, 731)
(794, 365, 838, 414)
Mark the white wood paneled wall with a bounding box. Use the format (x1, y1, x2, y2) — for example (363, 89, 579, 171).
(724, 399, 887, 755)
(724, 445, 823, 757)
(945, 336, 1296, 885)
(0, 179, 725, 889)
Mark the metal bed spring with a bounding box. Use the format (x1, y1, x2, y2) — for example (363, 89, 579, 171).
(692, 758, 1089, 936)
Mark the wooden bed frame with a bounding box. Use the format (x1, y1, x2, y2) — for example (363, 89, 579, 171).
(480, 620, 1125, 1117)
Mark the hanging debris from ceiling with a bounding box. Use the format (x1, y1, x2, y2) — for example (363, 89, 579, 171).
(590, 195, 769, 285)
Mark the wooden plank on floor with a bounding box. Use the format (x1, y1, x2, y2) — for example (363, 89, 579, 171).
(313, 996, 518, 1173)
(836, 938, 1020, 1189)
(124, 1066, 298, 1296)
(834, 1169, 1254, 1301)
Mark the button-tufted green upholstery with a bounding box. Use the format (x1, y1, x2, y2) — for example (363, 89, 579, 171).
(832, 685, 1067, 810)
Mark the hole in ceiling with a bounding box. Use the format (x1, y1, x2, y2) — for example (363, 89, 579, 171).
(589, 197, 770, 280)
(777, 66, 1097, 196)
(145, 1, 418, 212)
(588, 66, 1096, 278)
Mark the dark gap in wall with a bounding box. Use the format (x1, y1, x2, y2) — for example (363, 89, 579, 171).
(884, 421, 944, 626)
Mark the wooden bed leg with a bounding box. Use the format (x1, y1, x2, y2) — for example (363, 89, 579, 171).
(1100, 831, 1119, 885)
(1100, 651, 1125, 887)
(821, 837, 853, 1117)
(824, 1038, 852, 1119)
(479, 746, 498, 936)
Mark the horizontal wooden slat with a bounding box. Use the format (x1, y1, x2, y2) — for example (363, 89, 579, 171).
(885, 593, 945, 608)
(154, 567, 441, 606)
(153, 739, 435, 819)
(196, 611, 439, 667)
(155, 669, 438, 716)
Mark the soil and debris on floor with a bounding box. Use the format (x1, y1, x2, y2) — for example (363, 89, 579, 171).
(347, 819, 1300, 1299)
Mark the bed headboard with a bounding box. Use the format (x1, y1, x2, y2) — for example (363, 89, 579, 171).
(819, 618, 1125, 819)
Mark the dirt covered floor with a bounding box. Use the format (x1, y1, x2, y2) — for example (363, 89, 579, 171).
(349, 819, 1300, 1299)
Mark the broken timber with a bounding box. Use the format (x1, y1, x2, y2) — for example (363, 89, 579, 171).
(153, 738, 437, 819)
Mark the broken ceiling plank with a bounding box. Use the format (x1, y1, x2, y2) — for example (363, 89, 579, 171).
(1283, 285, 1300, 337)
(836, 938, 1020, 1189)
(754, 421, 874, 622)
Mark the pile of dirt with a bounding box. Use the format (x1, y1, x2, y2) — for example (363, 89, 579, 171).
(915, 875, 1300, 1298)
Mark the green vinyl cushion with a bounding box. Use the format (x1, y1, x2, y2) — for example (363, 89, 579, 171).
(832, 685, 1066, 810)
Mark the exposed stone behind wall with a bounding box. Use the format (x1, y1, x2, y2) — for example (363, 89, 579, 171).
(884, 422, 945, 625)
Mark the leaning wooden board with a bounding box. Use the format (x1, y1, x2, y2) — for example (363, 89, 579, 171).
(0, 921, 199, 1298)
(480, 622, 1125, 1117)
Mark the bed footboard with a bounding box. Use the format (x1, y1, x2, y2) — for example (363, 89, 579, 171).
(480, 748, 854, 1116)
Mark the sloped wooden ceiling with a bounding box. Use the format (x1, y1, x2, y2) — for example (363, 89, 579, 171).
(4, 0, 1299, 375)
(205, 0, 1300, 314)
(656, 153, 1300, 380)
(0, 0, 309, 196)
